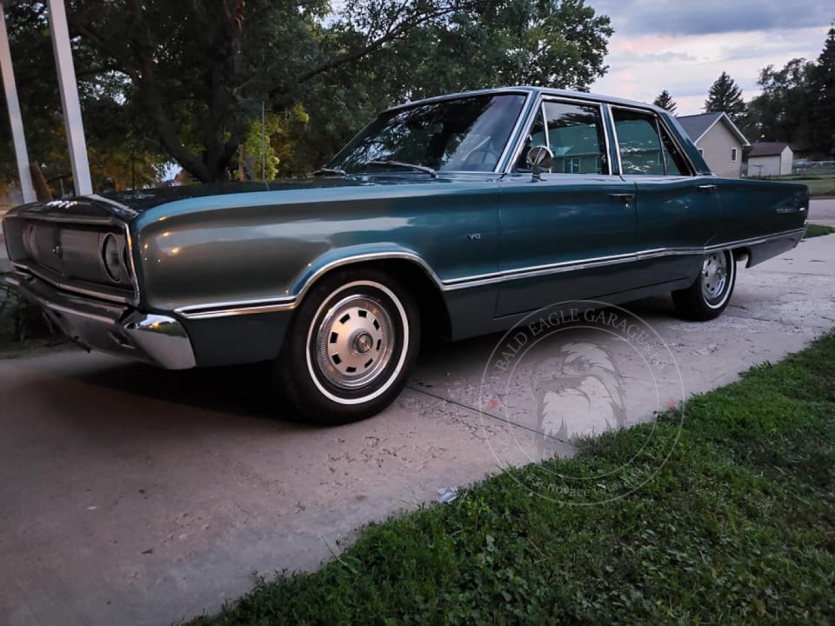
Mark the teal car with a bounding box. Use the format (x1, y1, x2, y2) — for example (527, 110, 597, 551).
(1, 87, 809, 423)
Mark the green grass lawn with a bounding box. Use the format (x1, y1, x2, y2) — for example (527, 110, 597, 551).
(805, 224, 835, 238)
(804, 177, 835, 198)
(187, 333, 835, 625)
(764, 174, 835, 198)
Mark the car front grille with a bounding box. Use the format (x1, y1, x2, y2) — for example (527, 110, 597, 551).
(4, 217, 137, 303)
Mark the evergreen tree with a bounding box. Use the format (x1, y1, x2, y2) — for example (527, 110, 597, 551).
(705, 72, 746, 122)
(653, 90, 678, 113)
(809, 28, 835, 156)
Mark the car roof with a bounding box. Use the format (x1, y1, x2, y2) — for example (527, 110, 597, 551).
(381, 86, 664, 115)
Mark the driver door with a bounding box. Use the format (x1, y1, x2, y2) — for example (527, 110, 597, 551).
(496, 98, 640, 317)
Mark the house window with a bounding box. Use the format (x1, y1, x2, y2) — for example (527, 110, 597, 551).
(563, 158, 581, 174)
(731, 148, 738, 162)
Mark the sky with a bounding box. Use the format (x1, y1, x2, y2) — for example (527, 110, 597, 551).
(589, 0, 834, 115)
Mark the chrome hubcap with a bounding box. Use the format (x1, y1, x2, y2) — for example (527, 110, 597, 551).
(702, 252, 728, 301)
(315, 294, 394, 390)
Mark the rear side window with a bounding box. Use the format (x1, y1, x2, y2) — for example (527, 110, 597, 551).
(612, 109, 690, 176)
(515, 100, 608, 174)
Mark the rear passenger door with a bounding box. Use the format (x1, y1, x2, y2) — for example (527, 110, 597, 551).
(611, 107, 721, 285)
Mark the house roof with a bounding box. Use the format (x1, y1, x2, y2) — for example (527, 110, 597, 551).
(748, 142, 792, 158)
(676, 112, 750, 147)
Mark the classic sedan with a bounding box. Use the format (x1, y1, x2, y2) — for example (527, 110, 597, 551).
(1, 87, 809, 423)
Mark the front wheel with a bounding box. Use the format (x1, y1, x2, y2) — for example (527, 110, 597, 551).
(277, 269, 420, 425)
(672, 249, 736, 321)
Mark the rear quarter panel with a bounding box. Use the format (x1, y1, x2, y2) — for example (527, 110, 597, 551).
(713, 178, 809, 243)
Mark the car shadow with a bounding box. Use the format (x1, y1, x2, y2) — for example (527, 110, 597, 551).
(66, 296, 676, 423)
(71, 359, 300, 422)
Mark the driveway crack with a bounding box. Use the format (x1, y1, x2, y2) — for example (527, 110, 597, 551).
(405, 384, 551, 439)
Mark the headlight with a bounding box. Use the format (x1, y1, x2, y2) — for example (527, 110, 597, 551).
(101, 233, 124, 283)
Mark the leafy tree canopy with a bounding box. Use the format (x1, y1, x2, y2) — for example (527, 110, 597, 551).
(0, 2, 165, 196)
(10, 0, 607, 183)
(740, 28, 835, 157)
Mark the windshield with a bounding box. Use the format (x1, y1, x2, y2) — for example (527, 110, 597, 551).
(328, 94, 527, 174)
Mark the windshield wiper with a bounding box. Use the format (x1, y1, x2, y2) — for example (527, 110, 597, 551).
(312, 166, 347, 177)
(366, 160, 437, 178)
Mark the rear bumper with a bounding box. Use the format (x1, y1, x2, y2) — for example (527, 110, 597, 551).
(1, 271, 196, 370)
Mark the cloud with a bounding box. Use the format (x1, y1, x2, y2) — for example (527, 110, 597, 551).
(591, 24, 830, 115)
(592, 0, 833, 36)
(614, 50, 698, 63)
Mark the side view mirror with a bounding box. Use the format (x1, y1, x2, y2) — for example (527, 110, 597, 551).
(526, 145, 554, 181)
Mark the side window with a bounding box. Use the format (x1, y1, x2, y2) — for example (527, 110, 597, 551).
(515, 101, 607, 174)
(544, 101, 606, 175)
(613, 108, 689, 176)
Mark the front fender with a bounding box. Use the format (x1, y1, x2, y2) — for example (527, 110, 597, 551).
(288, 242, 445, 299)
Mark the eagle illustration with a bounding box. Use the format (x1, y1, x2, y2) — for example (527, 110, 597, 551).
(533, 342, 626, 449)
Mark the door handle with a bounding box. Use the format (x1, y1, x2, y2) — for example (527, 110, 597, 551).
(698, 184, 718, 191)
(610, 193, 635, 208)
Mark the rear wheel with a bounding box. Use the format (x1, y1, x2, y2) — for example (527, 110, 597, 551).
(672, 249, 736, 321)
(277, 269, 420, 424)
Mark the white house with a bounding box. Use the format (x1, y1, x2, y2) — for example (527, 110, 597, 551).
(676, 112, 750, 179)
(747, 142, 794, 177)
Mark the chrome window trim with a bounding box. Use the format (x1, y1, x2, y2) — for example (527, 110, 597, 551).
(540, 100, 550, 151)
(381, 88, 536, 115)
(503, 96, 544, 173)
(491, 91, 536, 174)
(176, 228, 805, 319)
(503, 95, 613, 176)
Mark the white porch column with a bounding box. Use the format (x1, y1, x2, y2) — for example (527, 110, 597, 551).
(48, 0, 92, 196)
(0, 1, 36, 203)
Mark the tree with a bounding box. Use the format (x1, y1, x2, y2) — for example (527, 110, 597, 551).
(57, 0, 612, 182)
(653, 90, 677, 113)
(808, 27, 835, 156)
(705, 72, 746, 122)
(0, 3, 165, 196)
(743, 58, 814, 145)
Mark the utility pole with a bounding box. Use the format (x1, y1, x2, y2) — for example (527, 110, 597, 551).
(0, 1, 35, 203)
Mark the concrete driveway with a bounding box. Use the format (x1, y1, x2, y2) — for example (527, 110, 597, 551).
(1, 234, 834, 626)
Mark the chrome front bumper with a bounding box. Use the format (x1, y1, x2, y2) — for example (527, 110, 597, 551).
(1, 271, 196, 370)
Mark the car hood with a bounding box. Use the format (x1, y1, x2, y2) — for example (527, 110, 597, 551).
(102, 176, 456, 213)
(4, 175, 477, 223)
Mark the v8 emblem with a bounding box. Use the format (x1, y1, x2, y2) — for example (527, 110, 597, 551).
(467, 233, 481, 241)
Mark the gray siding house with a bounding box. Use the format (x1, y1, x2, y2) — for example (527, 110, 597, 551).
(677, 112, 750, 178)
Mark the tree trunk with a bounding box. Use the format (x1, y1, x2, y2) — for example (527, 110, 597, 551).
(29, 163, 52, 201)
